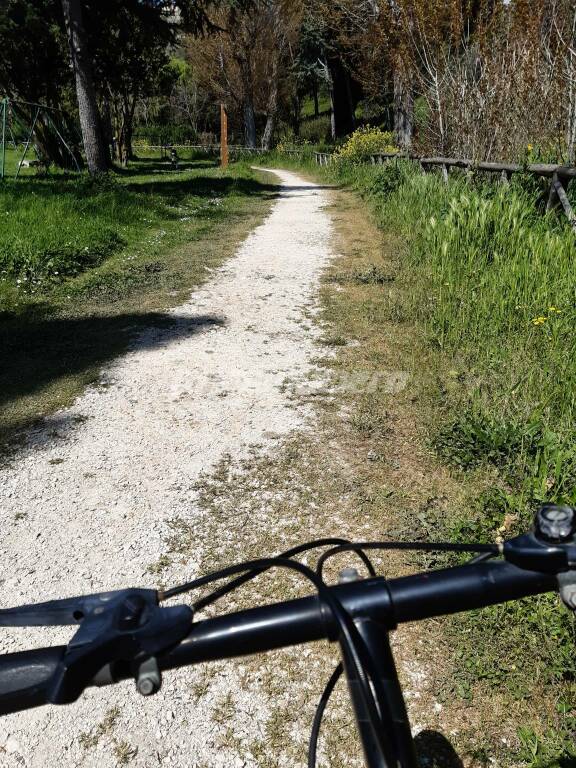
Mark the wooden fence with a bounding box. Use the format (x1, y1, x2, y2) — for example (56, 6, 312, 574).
(314, 151, 576, 231)
(135, 143, 305, 157)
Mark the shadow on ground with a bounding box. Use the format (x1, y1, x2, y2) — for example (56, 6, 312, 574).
(414, 730, 464, 767)
(0, 310, 224, 444)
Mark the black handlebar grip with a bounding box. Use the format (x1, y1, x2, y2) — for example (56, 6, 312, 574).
(0, 646, 66, 715)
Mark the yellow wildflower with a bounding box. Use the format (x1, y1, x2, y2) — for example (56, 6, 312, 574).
(531, 316, 547, 325)
(527, 144, 533, 151)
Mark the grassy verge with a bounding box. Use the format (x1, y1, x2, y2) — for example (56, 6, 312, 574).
(0, 156, 277, 448)
(257, 153, 576, 765)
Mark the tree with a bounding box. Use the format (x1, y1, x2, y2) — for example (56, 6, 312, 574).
(61, 0, 109, 173)
(309, 1, 375, 140)
(0, 0, 82, 167)
(187, 0, 302, 148)
(86, 0, 175, 164)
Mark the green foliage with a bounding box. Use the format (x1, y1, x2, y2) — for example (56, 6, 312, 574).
(0, 170, 179, 289)
(310, 155, 576, 764)
(0, 181, 133, 284)
(335, 126, 397, 164)
(517, 723, 576, 767)
(298, 115, 332, 145)
(133, 123, 197, 146)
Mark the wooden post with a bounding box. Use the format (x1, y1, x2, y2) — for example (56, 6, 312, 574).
(552, 176, 576, 231)
(441, 163, 449, 184)
(220, 103, 228, 170)
(546, 171, 560, 213)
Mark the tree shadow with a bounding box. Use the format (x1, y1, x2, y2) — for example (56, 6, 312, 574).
(120, 174, 282, 205)
(0, 309, 224, 446)
(115, 158, 218, 176)
(414, 730, 464, 768)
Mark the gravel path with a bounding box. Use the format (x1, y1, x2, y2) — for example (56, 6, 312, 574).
(0, 169, 333, 767)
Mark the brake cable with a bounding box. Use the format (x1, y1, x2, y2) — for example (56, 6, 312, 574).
(315, 541, 500, 580)
(308, 662, 343, 768)
(160, 537, 376, 608)
(163, 553, 393, 763)
(161, 539, 498, 768)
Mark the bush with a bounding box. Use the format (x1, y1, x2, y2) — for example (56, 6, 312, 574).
(133, 123, 197, 146)
(335, 125, 397, 164)
(299, 116, 332, 146)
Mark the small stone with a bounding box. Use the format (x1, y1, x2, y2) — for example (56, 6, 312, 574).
(5, 736, 21, 754)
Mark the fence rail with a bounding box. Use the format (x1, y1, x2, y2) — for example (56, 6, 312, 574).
(314, 151, 576, 231)
(134, 143, 305, 156)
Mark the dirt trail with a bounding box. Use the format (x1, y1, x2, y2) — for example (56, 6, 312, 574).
(0, 169, 334, 767)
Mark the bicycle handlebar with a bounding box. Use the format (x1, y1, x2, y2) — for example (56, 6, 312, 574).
(0, 560, 558, 716)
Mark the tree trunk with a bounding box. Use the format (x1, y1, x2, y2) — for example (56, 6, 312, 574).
(238, 56, 256, 148)
(101, 96, 114, 159)
(393, 67, 414, 149)
(291, 95, 301, 136)
(243, 101, 256, 148)
(61, 0, 108, 174)
(261, 58, 279, 150)
(120, 97, 136, 164)
(327, 56, 356, 138)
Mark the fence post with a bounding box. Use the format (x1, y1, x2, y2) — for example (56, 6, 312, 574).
(441, 163, 449, 184)
(546, 171, 560, 213)
(550, 174, 576, 231)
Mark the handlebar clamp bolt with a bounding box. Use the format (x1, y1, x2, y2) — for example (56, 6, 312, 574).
(338, 567, 361, 584)
(136, 656, 161, 696)
(535, 504, 576, 543)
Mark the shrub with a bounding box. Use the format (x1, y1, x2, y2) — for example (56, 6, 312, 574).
(335, 125, 397, 164)
(133, 123, 197, 146)
(299, 115, 332, 146)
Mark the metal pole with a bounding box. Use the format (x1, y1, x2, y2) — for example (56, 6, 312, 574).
(1, 98, 7, 180)
(15, 107, 40, 180)
(220, 103, 228, 170)
(46, 113, 81, 172)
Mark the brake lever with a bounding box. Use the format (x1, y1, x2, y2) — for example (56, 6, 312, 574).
(0, 588, 193, 704)
(0, 588, 157, 627)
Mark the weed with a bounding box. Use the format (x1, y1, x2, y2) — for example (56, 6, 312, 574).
(320, 334, 347, 346)
(113, 740, 138, 765)
(146, 553, 171, 575)
(78, 706, 121, 750)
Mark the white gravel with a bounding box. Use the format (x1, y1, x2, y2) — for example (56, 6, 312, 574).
(0, 169, 333, 767)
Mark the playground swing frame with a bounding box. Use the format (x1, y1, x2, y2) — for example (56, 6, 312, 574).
(0, 97, 82, 179)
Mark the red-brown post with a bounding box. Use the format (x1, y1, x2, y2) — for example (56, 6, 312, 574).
(220, 104, 228, 169)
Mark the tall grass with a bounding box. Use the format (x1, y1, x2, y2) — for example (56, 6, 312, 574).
(326, 160, 576, 508)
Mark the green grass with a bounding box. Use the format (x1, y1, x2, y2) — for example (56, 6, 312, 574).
(300, 92, 331, 118)
(260, 151, 576, 765)
(0, 155, 277, 446)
